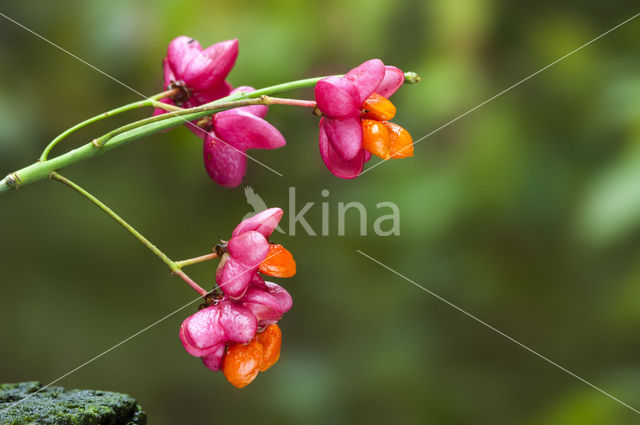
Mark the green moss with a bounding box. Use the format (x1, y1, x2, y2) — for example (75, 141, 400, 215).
(0, 382, 147, 425)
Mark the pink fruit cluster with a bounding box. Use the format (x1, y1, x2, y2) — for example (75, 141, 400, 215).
(179, 208, 294, 382)
(155, 37, 411, 187)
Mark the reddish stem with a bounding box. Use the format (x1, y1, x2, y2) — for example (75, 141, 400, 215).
(174, 269, 209, 297)
(267, 97, 317, 108)
(175, 252, 220, 268)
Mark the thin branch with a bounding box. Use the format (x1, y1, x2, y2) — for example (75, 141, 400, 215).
(49, 171, 208, 297)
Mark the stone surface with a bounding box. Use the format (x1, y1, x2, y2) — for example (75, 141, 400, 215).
(0, 381, 147, 425)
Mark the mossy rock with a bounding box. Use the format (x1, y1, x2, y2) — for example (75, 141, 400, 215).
(0, 381, 147, 425)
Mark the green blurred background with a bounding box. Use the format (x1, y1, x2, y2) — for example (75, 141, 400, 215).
(1, 1, 640, 423)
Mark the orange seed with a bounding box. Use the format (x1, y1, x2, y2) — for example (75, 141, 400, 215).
(255, 324, 282, 372)
(384, 122, 413, 158)
(362, 93, 396, 121)
(259, 244, 296, 278)
(362, 119, 391, 160)
(222, 341, 264, 388)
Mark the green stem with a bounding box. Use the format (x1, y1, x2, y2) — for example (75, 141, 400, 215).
(92, 96, 281, 148)
(49, 171, 208, 297)
(40, 88, 180, 161)
(0, 97, 273, 193)
(1, 72, 419, 193)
